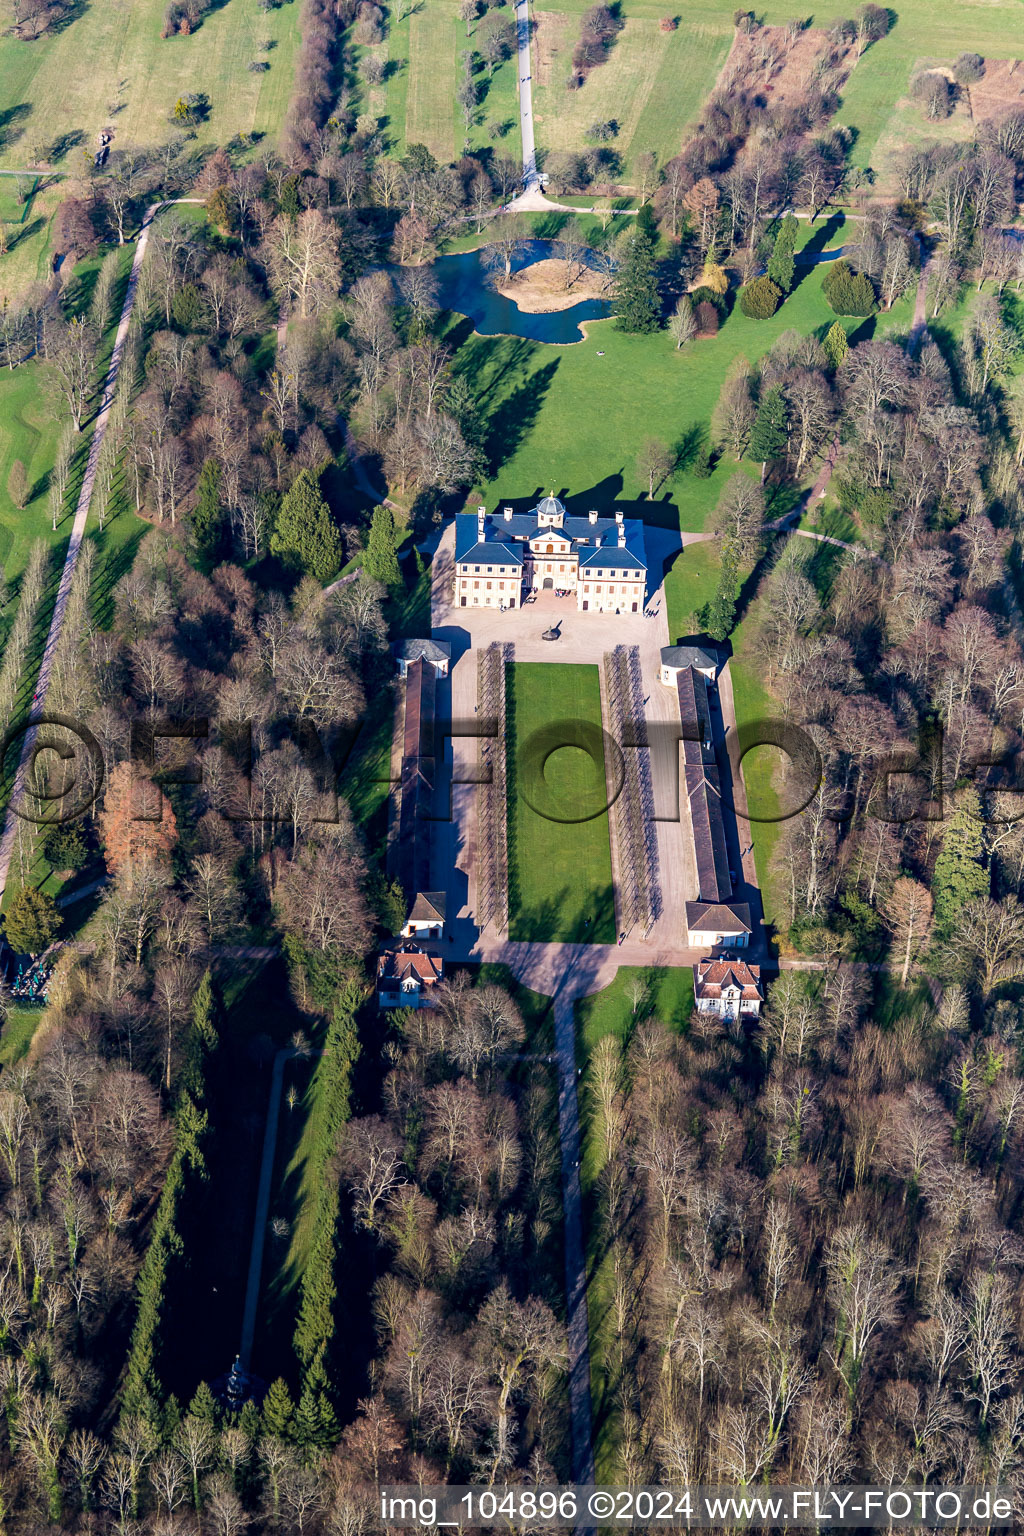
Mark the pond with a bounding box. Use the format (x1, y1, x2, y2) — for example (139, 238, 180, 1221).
(426, 238, 612, 344)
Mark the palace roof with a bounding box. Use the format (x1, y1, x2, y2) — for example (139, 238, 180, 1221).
(455, 506, 647, 568)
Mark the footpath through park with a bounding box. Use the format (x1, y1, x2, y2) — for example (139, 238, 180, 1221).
(0, 198, 202, 908)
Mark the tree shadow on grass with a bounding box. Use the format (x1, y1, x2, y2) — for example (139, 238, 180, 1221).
(480, 356, 560, 476)
(0, 105, 31, 154)
(88, 521, 148, 629)
(6, 216, 45, 253)
(671, 422, 704, 474)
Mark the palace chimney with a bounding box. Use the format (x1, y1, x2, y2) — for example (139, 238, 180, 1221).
(617, 521, 626, 548)
(588, 509, 598, 524)
(504, 506, 513, 521)
(615, 508, 624, 524)
(477, 506, 486, 541)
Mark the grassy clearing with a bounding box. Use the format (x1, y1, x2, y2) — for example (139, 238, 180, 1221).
(507, 661, 615, 944)
(0, 177, 61, 302)
(826, 0, 1024, 177)
(369, 0, 522, 163)
(530, 0, 732, 179)
(576, 964, 693, 1061)
(0, 0, 300, 173)
(456, 271, 867, 518)
(0, 1004, 42, 1065)
(574, 965, 693, 1478)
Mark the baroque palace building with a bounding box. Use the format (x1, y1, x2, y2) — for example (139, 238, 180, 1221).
(453, 494, 648, 613)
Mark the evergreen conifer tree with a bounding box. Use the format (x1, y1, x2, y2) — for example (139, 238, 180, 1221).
(294, 1360, 339, 1452)
(614, 218, 660, 334)
(823, 320, 849, 369)
(188, 1382, 219, 1426)
(262, 1377, 296, 1440)
(747, 386, 788, 480)
(767, 213, 799, 295)
(363, 503, 403, 587)
(698, 540, 738, 642)
(271, 469, 343, 582)
(932, 786, 989, 934)
(190, 460, 225, 566)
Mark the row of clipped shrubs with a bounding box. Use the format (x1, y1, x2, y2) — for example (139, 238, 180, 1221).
(737, 256, 876, 320)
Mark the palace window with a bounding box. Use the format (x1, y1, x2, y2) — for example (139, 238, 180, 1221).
(546, 544, 553, 553)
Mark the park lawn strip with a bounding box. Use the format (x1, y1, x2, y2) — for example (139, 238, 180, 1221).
(727, 609, 783, 932)
(370, 0, 523, 161)
(574, 966, 694, 1478)
(0, 179, 61, 303)
(0, 0, 300, 172)
(0, 1004, 42, 1065)
(406, 0, 458, 162)
(507, 661, 615, 944)
(530, 0, 732, 178)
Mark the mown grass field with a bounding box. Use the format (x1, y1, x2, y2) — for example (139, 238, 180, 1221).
(507, 661, 615, 943)
(0, 178, 61, 301)
(574, 965, 694, 1478)
(530, 0, 733, 180)
(529, 0, 1023, 185)
(363, 0, 522, 162)
(456, 257, 877, 521)
(0, 0, 300, 172)
(826, 0, 1024, 175)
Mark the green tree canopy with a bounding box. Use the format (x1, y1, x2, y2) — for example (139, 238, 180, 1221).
(262, 1377, 296, 1440)
(739, 275, 783, 319)
(363, 503, 403, 587)
(933, 786, 989, 935)
(4, 887, 61, 955)
(614, 220, 660, 334)
(42, 822, 89, 872)
(822, 320, 849, 369)
(190, 459, 225, 567)
(822, 259, 876, 317)
(271, 469, 343, 583)
(767, 212, 799, 294)
(698, 541, 738, 642)
(747, 385, 788, 477)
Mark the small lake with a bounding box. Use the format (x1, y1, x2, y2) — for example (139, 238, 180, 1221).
(427, 238, 612, 344)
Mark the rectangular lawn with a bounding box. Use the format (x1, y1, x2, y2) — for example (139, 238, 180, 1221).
(0, 0, 299, 171)
(507, 661, 615, 943)
(531, 0, 734, 179)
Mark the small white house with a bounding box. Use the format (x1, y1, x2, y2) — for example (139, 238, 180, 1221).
(660, 643, 717, 687)
(401, 891, 446, 940)
(685, 900, 752, 949)
(377, 945, 443, 1009)
(393, 639, 451, 678)
(694, 957, 763, 1021)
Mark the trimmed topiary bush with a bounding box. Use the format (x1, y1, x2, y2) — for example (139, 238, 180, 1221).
(739, 275, 783, 318)
(689, 284, 726, 315)
(822, 258, 876, 317)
